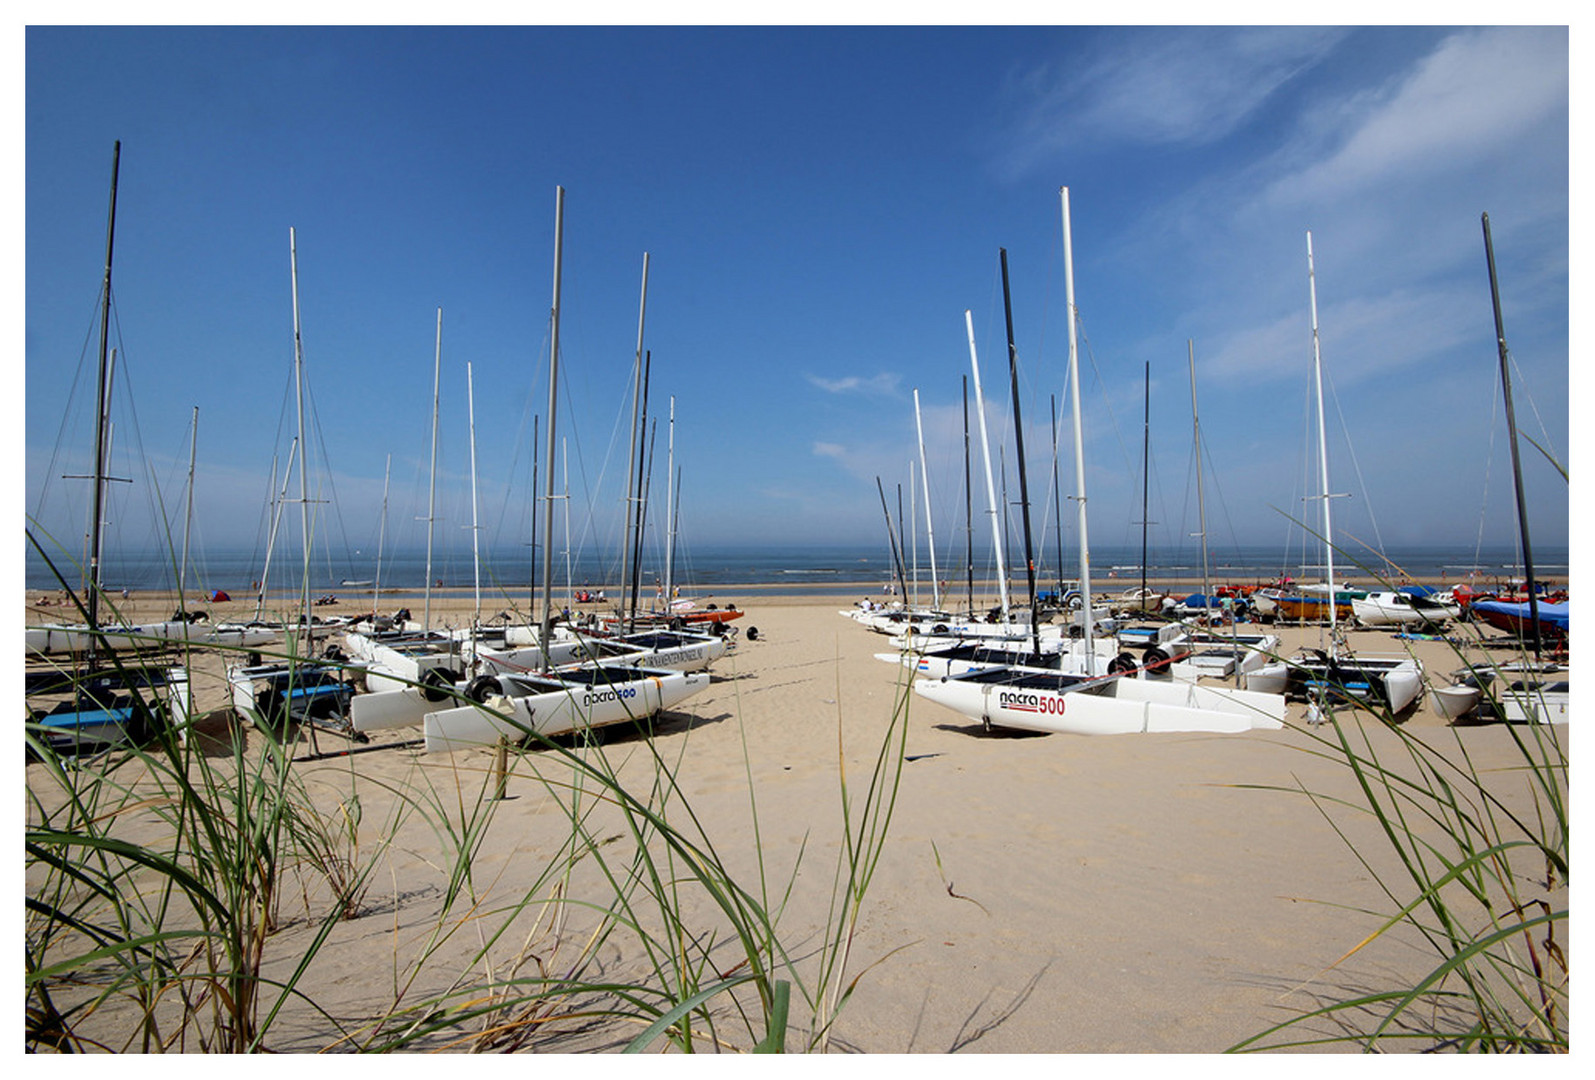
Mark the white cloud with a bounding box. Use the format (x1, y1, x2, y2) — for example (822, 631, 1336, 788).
(807, 372, 902, 396)
(999, 27, 1345, 176)
(1204, 284, 1483, 387)
(1263, 27, 1567, 209)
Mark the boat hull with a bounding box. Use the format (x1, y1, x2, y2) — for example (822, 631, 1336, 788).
(423, 667, 709, 753)
(1244, 653, 1424, 713)
(913, 667, 1285, 736)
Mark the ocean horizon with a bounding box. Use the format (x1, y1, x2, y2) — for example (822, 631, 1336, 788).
(23, 539, 1570, 600)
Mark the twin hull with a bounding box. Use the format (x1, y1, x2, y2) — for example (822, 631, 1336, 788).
(914, 668, 1285, 736)
(423, 667, 709, 753)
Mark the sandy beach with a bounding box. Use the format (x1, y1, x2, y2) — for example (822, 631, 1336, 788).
(23, 584, 1568, 1053)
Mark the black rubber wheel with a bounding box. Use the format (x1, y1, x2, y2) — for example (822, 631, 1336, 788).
(1142, 647, 1170, 674)
(465, 675, 501, 704)
(419, 667, 459, 703)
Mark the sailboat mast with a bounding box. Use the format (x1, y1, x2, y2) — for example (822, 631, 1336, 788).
(1140, 363, 1151, 604)
(87, 140, 121, 653)
(1189, 341, 1212, 613)
(1060, 187, 1095, 673)
(631, 414, 656, 622)
(628, 353, 653, 627)
(289, 227, 314, 659)
(529, 413, 538, 614)
(180, 406, 197, 618)
(1050, 395, 1064, 597)
(1305, 231, 1337, 643)
(1481, 212, 1543, 657)
(374, 453, 390, 617)
(965, 311, 1010, 619)
(909, 464, 918, 606)
(424, 308, 442, 632)
(621, 253, 650, 633)
(877, 477, 910, 602)
(962, 376, 974, 615)
(255, 440, 295, 622)
(914, 389, 941, 611)
(467, 359, 481, 630)
(562, 436, 573, 613)
(664, 396, 676, 609)
(1000, 249, 1041, 654)
(538, 187, 564, 666)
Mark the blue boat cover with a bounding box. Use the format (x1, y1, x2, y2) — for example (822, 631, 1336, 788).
(1471, 599, 1570, 631)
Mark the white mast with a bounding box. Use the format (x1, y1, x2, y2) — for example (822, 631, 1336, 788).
(538, 187, 564, 663)
(1060, 186, 1095, 673)
(289, 227, 313, 659)
(467, 359, 481, 630)
(914, 388, 941, 611)
(965, 310, 1010, 619)
(1188, 340, 1212, 609)
(664, 395, 676, 608)
(373, 453, 390, 618)
(1306, 231, 1338, 646)
(423, 307, 442, 633)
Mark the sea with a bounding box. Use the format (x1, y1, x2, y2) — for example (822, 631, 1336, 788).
(22, 540, 1570, 603)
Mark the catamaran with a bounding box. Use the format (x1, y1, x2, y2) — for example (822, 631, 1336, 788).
(912, 190, 1287, 737)
(1243, 232, 1422, 715)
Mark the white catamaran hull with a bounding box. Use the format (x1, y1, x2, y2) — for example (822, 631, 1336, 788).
(914, 668, 1285, 736)
(1245, 654, 1423, 714)
(26, 620, 276, 654)
(423, 667, 709, 753)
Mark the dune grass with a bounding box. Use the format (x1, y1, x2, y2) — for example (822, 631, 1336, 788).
(1228, 542, 1568, 1053)
(25, 575, 912, 1053)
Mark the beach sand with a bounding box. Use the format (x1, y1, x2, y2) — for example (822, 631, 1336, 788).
(23, 586, 1567, 1053)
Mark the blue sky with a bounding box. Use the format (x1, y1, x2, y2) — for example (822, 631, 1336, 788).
(22, 22, 1573, 580)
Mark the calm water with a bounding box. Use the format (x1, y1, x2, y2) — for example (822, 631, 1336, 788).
(24, 539, 1569, 600)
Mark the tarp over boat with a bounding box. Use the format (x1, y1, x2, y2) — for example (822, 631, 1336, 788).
(1471, 599, 1570, 636)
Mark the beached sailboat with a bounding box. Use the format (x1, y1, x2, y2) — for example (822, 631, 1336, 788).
(914, 189, 1286, 736)
(1243, 232, 1422, 715)
(1351, 588, 1461, 629)
(423, 665, 710, 753)
(1429, 661, 1568, 724)
(224, 227, 364, 742)
(1426, 214, 1570, 725)
(24, 142, 197, 753)
(420, 187, 712, 752)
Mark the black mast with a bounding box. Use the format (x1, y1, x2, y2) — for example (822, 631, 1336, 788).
(877, 477, 910, 604)
(1000, 249, 1041, 656)
(1482, 212, 1543, 658)
(87, 140, 122, 663)
(626, 350, 652, 630)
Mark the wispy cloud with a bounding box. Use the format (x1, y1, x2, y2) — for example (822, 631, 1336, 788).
(806, 372, 902, 396)
(997, 27, 1345, 177)
(1262, 27, 1567, 209)
(1203, 285, 1480, 387)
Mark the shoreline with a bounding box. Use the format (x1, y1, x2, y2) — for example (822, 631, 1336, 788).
(24, 567, 1562, 619)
